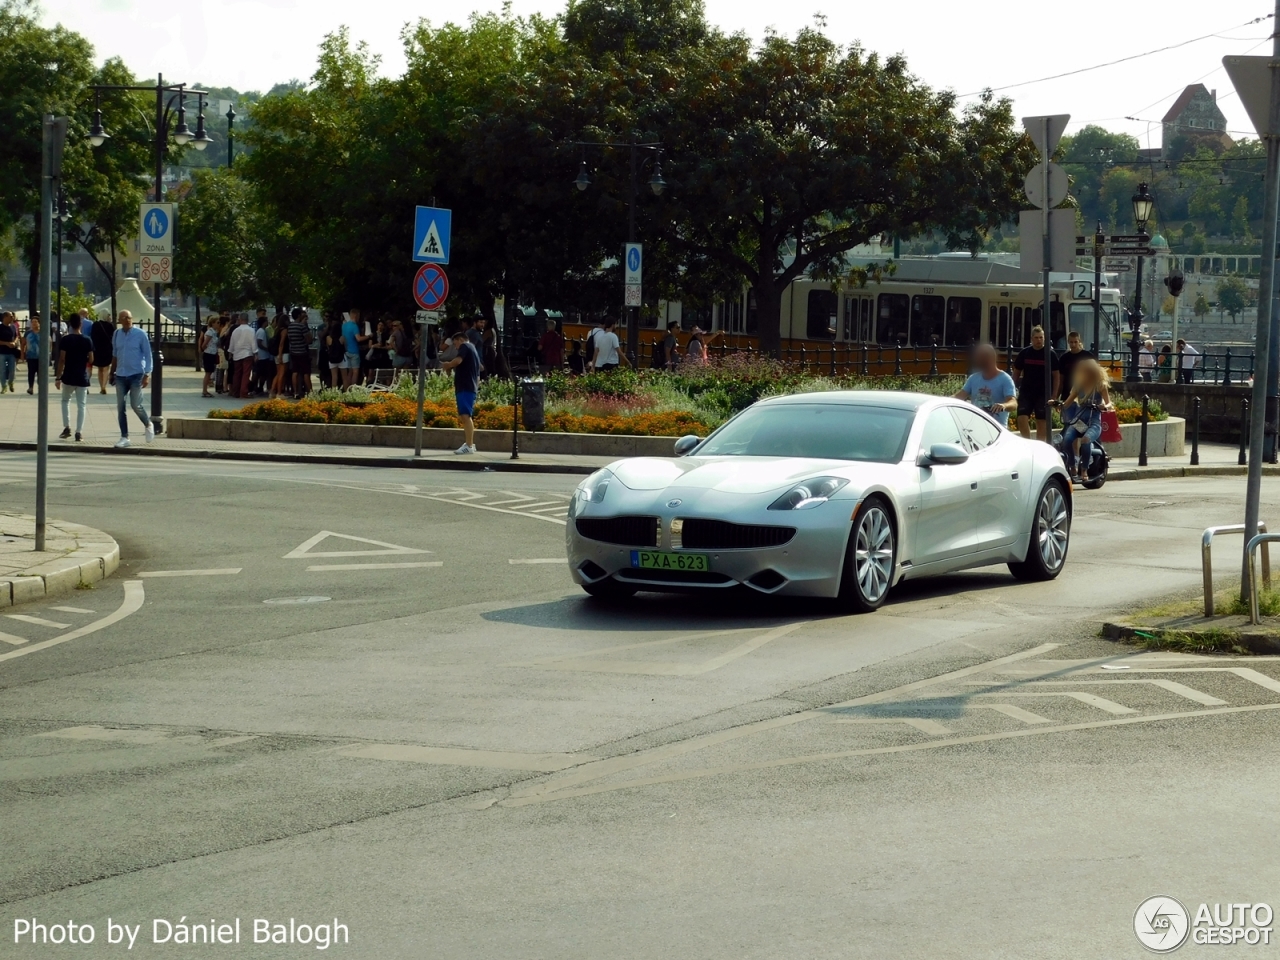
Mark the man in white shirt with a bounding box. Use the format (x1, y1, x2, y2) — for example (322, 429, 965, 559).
(590, 318, 622, 372)
(228, 313, 257, 398)
(1176, 338, 1198, 384)
(1139, 339, 1155, 381)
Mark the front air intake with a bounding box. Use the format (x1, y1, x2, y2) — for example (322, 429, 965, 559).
(575, 516, 660, 547)
(680, 519, 796, 549)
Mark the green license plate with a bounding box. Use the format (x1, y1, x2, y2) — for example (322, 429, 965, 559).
(630, 550, 709, 572)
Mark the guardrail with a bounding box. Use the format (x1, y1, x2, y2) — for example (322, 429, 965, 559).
(1246, 532, 1280, 624)
(1203, 522, 1270, 616)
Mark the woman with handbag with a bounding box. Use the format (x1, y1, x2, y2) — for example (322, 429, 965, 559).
(1058, 359, 1113, 484)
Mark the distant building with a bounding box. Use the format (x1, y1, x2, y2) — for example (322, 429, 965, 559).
(1162, 84, 1232, 157)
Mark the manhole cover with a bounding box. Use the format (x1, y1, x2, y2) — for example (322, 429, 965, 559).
(263, 596, 331, 605)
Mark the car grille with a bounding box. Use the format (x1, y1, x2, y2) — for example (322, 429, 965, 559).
(679, 519, 797, 550)
(575, 516, 659, 547)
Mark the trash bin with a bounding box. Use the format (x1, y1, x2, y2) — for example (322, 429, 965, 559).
(521, 378, 545, 432)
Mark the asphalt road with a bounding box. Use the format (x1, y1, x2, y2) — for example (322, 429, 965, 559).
(1, 450, 1278, 959)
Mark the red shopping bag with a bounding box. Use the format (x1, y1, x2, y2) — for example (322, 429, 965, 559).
(1100, 410, 1122, 443)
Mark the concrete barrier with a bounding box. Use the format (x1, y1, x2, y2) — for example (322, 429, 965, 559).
(168, 418, 682, 457)
(1100, 417, 1185, 458)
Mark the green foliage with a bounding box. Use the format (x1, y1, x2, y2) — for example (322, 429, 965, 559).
(55, 283, 97, 318)
(1216, 275, 1250, 320)
(174, 168, 253, 308)
(1193, 292, 1211, 318)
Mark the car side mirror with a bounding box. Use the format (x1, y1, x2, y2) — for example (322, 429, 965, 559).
(673, 434, 701, 457)
(917, 442, 969, 467)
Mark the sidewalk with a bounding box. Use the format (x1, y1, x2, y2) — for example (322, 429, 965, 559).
(0, 367, 1266, 479)
(0, 514, 119, 608)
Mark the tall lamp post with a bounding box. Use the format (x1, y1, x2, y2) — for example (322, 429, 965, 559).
(572, 141, 666, 363)
(86, 74, 213, 430)
(1126, 182, 1154, 382)
(226, 103, 236, 168)
(55, 187, 70, 337)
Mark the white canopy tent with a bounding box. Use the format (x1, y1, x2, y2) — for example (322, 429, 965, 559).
(91, 278, 176, 327)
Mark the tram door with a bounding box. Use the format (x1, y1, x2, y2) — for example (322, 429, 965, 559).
(841, 295, 875, 342)
(988, 303, 1032, 349)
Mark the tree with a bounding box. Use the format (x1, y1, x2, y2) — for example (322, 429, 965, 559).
(1161, 295, 1176, 318)
(173, 168, 252, 309)
(1057, 125, 1140, 227)
(648, 27, 1035, 353)
(1216, 275, 1249, 321)
(1193, 292, 1211, 319)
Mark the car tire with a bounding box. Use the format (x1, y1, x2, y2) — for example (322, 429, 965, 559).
(837, 495, 896, 613)
(1008, 479, 1071, 581)
(582, 579, 637, 601)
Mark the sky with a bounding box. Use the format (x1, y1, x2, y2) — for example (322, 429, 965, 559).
(43, 0, 1278, 148)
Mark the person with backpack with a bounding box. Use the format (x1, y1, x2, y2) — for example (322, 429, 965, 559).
(652, 321, 679, 370)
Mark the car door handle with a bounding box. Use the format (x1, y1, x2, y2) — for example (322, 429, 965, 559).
(1011, 472, 1019, 480)
(970, 482, 978, 490)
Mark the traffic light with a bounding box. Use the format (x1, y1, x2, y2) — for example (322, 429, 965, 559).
(1164, 273, 1186, 297)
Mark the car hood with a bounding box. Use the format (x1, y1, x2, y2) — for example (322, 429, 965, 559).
(610, 456, 875, 496)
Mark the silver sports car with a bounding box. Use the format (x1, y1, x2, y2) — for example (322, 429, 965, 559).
(565, 391, 1072, 612)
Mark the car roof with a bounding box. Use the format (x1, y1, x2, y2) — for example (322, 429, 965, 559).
(757, 390, 938, 412)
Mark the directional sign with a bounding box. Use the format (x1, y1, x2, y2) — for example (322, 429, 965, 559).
(412, 263, 449, 311)
(139, 203, 174, 256)
(1108, 246, 1155, 257)
(412, 206, 451, 264)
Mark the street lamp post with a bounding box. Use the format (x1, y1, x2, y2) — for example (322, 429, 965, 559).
(55, 186, 70, 346)
(1126, 182, 1154, 383)
(87, 74, 212, 430)
(572, 141, 666, 364)
(226, 103, 236, 168)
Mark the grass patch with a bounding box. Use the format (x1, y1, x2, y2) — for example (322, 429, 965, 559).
(1219, 589, 1280, 618)
(1129, 627, 1251, 655)
(75, 580, 94, 590)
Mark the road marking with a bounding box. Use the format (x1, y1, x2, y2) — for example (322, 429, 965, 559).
(284, 530, 429, 559)
(0, 580, 144, 664)
(5, 614, 70, 628)
(139, 568, 242, 578)
(334, 742, 592, 772)
(37, 725, 169, 744)
(48, 606, 95, 614)
(506, 642, 1062, 804)
(972, 703, 1054, 725)
(509, 558, 568, 565)
(305, 561, 444, 571)
(440, 488, 485, 501)
(207, 735, 258, 747)
(511, 501, 565, 511)
(534, 622, 806, 676)
(1100, 666, 1280, 696)
(834, 717, 953, 735)
(974, 691, 1137, 714)
(1023, 678, 1229, 706)
(503, 701, 1280, 808)
(485, 493, 536, 506)
(0, 632, 27, 646)
(271, 477, 569, 526)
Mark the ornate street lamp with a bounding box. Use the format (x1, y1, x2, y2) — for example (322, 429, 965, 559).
(1126, 182, 1155, 382)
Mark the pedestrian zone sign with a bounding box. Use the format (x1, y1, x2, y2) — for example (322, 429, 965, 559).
(413, 206, 451, 264)
(140, 203, 174, 256)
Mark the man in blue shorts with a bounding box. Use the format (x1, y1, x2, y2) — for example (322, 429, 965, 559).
(954, 343, 1016, 428)
(438, 330, 481, 454)
(340, 310, 362, 390)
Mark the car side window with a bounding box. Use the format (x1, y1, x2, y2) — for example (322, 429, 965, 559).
(919, 408, 965, 452)
(951, 406, 1002, 452)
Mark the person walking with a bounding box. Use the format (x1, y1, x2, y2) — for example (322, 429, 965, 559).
(439, 330, 481, 454)
(954, 343, 1017, 428)
(91, 310, 114, 394)
(109, 310, 154, 447)
(1058, 358, 1113, 484)
(0, 312, 19, 392)
(229, 313, 256, 398)
(199, 315, 220, 397)
(1176, 338, 1198, 384)
(1139, 339, 1155, 382)
(590, 318, 622, 372)
(54, 313, 93, 441)
(288, 307, 313, 397)
(23, 314, 41, 394)
(653, 321, 679, 370)
(340, 311, 361, 390)
(537, 318, 564, 371)
(1012, 324, 1060, 441)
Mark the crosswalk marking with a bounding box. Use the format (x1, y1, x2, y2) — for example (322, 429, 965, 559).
(972, 703, 1054, 724)
(1102, 667, 1280, 697)
(0, 632, 28, 646)
(1026, 678, 1228, 707)
(5, 614, 70, 629)
(834, 717, 953, 736)
(975, 691, 1137, 715)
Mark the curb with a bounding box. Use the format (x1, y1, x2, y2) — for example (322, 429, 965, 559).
(0, 517, 120, 610)
(0, 441, 599, 476)
(1107, 464, 1280, 481)
(1102, 621, 1280, 655)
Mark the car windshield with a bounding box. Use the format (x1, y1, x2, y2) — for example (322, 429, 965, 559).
(696, 403, 915, 462)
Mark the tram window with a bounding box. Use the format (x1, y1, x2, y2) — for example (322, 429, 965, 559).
(911, 295, 945, 345)
(1048, 302, 1066, 350)
(877, 293, 909, 344)
(842, 297, 853, 340)
(724, 299, 744, 333)
(994, 306, 1009, 347)
(684, 305, 712, 332)
(806, 290, 837, 340)
(860, 298, 873, 342)
(1012, 306, 1025, 347)
(946, 297, 981, 346)
(746, 289, 758, 335)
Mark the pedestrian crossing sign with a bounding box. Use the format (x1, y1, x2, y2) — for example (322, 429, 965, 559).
(412, 206, 451, 264)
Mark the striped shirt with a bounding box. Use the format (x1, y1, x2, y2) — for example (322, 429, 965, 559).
(288, 320, 312, 355)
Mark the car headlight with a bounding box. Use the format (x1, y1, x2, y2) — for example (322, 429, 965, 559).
(768, 476, 849, 511)
(576, 469, 613, 505)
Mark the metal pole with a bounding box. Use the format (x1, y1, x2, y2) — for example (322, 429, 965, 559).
(1138, 395, 1150, 467)
(1130, 251, 1145, 382)
(1041, 117, 1053, 441)
(1092, 221, 1103, 355)
(1191, 396, 1201, 465)
(35, 117, 60, 553)
(1243, 0, 1280, 602)
(151, 76, 165, 429)
(1240, 398, 1251, 466)
(413, 319, 429, 457)
(510, 377, 520, 460)
(626, 145, 639, 364)
(226, 105, 235, 169)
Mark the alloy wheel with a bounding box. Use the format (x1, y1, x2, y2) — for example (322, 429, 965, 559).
(855, 505, 894, 603)
(1036, 485, 1069, 572)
